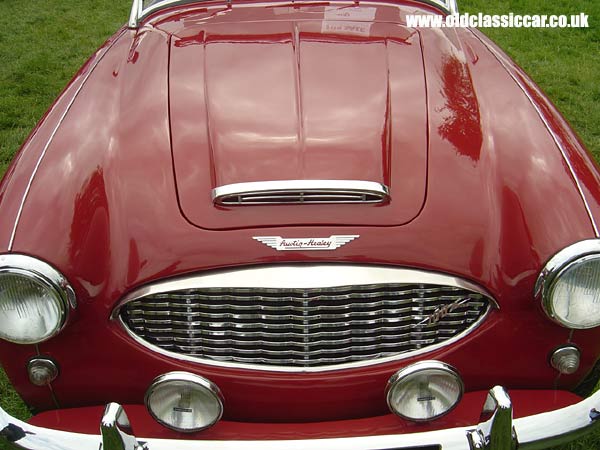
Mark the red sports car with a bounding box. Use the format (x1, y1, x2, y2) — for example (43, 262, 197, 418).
(1, 0, 600, 448)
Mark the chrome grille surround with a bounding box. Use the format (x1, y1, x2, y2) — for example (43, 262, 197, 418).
(115, 265, 496, 372)
(211, 180, 389, 205)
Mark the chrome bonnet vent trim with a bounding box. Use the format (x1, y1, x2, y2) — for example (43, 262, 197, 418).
(114, 265, 497, 373)
(211, 180, 390, 205)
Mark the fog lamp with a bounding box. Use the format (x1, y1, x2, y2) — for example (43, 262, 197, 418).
(550, 346, 580, 375)
(0, 255, 75, 344)
(536, 240, 600, 329)
(145, 372, 223, 432)
(386, 361, 463, 422)
(27, 357, 59, 386)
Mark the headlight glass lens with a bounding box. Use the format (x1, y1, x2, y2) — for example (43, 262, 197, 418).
(548, 255, 600, 329)
(0, 271, 67, 344)
(146, 372, 223, 432)
(386, 361, 463, 422)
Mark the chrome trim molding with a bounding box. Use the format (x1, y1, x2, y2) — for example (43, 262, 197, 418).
(113, 265, 497, 372)
(534, 239, 600, 328)
(128, 0, 456, 29)
(128, 0, 143, 29)
(0, 254, 76, 343)
(145, 372, 224, 432)
(3, 387, 600, 449)
(446, 0, 458, 14)
(386, 360, 464, 422)
(414, 0, 457, 14)
(130, 0, 204, 28)
(212, 180, 389, 206)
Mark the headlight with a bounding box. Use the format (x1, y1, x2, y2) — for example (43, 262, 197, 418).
(0, 254, 75, 344)
(386, 360, 463, 422)
(536, 240, 600, 329)
(145, 372, 224, 432)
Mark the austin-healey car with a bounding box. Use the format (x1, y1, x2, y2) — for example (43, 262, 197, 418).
(1, 0, 600, 449)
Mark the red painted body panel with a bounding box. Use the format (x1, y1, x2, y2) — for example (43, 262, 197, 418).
(170, 17, 427, 228)
(0, 0, 599, 436)
(0, 28, 127, 250)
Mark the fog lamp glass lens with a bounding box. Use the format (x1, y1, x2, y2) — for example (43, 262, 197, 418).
(386, 361, 463, 422)
(549, 256, 600, 328)
(0, 272, 65, 344)
(146, 372, 223, 432)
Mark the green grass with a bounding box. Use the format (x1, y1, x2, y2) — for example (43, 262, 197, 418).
(460, 0, 600, 161)
(0, 2, 130, 448)
(0, 0, 598, 449)
(0, 0, 130, 175)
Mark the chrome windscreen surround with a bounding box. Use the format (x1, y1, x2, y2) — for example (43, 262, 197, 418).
(129, 0, 458, 28)
(211, 180, 390, 206)
(114, 265, 496, 372)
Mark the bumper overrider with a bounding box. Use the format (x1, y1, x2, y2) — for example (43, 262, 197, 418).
(1, 387, 600, 450)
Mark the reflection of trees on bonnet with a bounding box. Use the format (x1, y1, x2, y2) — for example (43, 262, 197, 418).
(438, 54, 483, 162)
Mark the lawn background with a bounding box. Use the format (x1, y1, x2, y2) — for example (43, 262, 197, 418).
(0, 0, 598, 449)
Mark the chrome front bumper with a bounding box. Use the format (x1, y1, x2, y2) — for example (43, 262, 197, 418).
(2, 387, 600, 450)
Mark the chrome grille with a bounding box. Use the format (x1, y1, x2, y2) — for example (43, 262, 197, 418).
(120, 281, 491, 369)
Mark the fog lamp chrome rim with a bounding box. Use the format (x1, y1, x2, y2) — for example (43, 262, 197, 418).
(0, 254, 76, 344)
(145, 372, 224, 432)
(386, 360, 463, 422)
(550, 345, 581, 375)
(535, 240, 600, 329)
(27, 356, 59, 386)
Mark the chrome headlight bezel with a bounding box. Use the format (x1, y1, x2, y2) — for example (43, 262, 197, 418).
(535, 239, 600, 329)
(385, 360, 464, 422)
(0, 254, 76, 344)
(145, 371, 224, 433)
